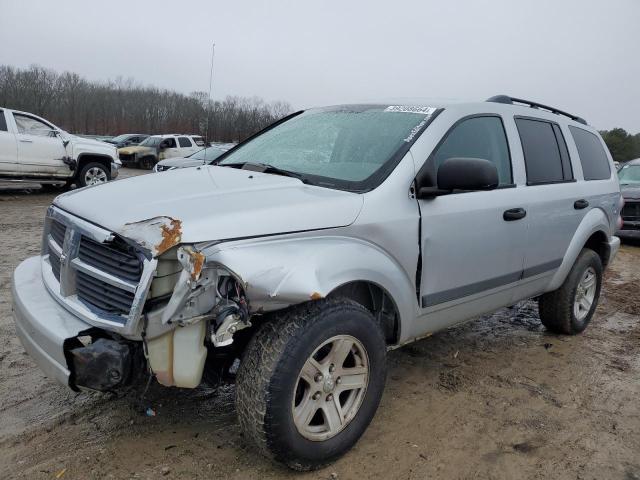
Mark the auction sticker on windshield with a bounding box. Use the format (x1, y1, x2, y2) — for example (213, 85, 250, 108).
(384, 105, 437, 115)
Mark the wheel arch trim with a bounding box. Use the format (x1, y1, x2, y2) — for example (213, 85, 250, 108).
(202, 235, 416, 344)
(547, 208, 611, 291)
(75, 153, 113, 172)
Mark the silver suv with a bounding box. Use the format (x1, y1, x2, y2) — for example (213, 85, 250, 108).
(12, 96, 621, 470)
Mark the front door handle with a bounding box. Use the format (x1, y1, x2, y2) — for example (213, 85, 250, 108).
(19, 139, 33, 143)
(574, 199, 589, 210)
(503, 208, 527, 221)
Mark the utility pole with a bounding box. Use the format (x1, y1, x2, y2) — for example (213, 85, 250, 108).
(206, 42, 215, 145)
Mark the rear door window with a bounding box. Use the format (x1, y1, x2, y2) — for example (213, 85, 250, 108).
(569, 126, 611, 180)
(0, 111, 7, 131)
(515, 118, 573, 184)
(178, 137, 192, 148)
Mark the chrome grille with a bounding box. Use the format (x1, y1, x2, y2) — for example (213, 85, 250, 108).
(42, 206, 157, 334)
(78, 236, 143, 282)
(50, 220, 66, 246)
(76, 270, 135, 315)
(119, 153, 135, 164)
(622, 201, 640, 221)
(49, 248, 61, 280)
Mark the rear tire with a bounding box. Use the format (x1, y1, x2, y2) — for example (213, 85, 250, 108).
(538, 249, 603, 334)
(77, 162, 110, 187)
(236, 299, 386, 471)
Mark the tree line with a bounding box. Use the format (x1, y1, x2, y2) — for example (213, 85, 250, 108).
(599, 128, 640, 163)
(2, 64, 639, 161)
(0, 64, 292, 143)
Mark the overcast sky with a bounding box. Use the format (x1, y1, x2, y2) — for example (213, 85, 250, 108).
(1, 0, 638, 131)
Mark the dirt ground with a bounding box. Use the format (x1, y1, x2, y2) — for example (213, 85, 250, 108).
(1, 170, 639, 479)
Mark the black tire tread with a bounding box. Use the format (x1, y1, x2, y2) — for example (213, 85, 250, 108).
(77, 161, 110, 187)
(235, 298, 381, 470)
(538, 248, 602, 335)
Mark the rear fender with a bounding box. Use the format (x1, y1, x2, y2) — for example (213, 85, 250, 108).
(547, 208, 610, 291)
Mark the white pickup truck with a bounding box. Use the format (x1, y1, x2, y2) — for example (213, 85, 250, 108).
(0, 107, 121, 189)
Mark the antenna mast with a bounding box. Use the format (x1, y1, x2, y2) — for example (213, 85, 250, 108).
(205, 42, 215, 146)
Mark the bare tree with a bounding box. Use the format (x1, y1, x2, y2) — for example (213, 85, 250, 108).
(0, 64, 292, 142)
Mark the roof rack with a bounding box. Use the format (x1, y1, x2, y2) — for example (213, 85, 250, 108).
(486, 95, 587, 125)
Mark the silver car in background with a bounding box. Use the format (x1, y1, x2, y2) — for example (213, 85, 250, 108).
(12, 96, 621, 470)
(153, 144, 231, 172)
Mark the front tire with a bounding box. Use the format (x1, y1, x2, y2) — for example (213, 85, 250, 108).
(139, 156, 156, 170)
(236, 299, 386, 471)
(538, 248, 603, 334)
(77, 162, 110, 187)
(40, 181, 71, 193)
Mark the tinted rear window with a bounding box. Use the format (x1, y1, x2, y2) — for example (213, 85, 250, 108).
(516, 118, 571, 184)
(0, 111, 6, 131)
(569, 126, 611, 181)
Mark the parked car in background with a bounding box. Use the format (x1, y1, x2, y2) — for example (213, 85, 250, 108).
(0, 107, 120, 188)
(105, 133, 149, 149)
(12, 97, 621, 470)
(616, 158, 640, 239)
(153, 144, 230, 172)
(118, 134, 205, 169)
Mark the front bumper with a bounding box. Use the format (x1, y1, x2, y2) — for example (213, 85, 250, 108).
(617, 219, 640, 239)
(12, 256, 91, 388)
(111, 161, 120, 179)
(616, 229, 640, 239)
(607, 236, 621, 265)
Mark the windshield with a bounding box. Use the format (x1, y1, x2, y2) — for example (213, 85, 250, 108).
(218, 105, 438, 191)
(618, 164, 640, 185)
(189, 146, 226, 161)
(139, 136, 162, 147)
(110, 134, 131, 143)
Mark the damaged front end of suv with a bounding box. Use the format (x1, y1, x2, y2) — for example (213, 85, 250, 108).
(41, 211, 264, 392)
(14, 103, 449, 470)
(39, 204, 366, 393)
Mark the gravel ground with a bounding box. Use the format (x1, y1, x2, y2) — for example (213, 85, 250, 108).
(1, 169, 639, 479)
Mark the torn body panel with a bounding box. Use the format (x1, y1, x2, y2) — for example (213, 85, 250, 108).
(197, 235, 416, 343)
(118, 216, 182, 257)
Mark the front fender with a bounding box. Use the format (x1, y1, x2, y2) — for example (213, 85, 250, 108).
(547, 208, 611, 291)
(202, 235, 417, 340)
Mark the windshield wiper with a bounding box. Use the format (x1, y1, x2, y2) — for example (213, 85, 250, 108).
(222, 162, 308, 182)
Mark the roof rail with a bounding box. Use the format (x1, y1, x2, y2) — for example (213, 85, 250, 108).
(486, 95, 587, 125)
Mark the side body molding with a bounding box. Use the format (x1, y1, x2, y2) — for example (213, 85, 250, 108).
(200, 235, 417, 343)
(546, 207, 611, 292)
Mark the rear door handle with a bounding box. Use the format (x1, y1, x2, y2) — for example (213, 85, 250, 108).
(574, 199, 589, 210)
(503, 208, 527, 221)
(19, 139, 33, 143)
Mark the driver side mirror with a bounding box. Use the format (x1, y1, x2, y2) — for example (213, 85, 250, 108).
(417, 157, 499, 199)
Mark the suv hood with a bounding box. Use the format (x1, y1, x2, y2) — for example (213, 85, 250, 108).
(54, 165, 363, 254)
(65, 134, 118, 158)
(621, 184, 640, 200)
(119, 145, 154, 155)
